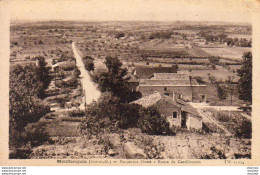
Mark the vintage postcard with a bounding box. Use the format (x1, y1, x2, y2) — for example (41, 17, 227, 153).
(0, 0, 260, 166)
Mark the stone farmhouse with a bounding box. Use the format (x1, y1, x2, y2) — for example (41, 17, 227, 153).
(131, 92, 203, 130)
(138, 73, 207, 103)
(126, 70, 207, 103)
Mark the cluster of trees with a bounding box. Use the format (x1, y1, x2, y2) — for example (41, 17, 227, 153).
(92, 56, 141, 103)
(148, 31, 173, 40)
(226, 38, 252, 47)
(79, 93, 173, 138)
(237, 52, 252, 103)
(9, 57, 51, 157)
(79, 56, 172, 137)
(199, 32, 251, 47)
(208, 52, 252, 104)
(199, 33, 228, 43)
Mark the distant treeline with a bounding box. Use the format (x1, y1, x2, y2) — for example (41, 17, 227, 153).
(148, 31, 186, 40)
(198, 32, 252, 47)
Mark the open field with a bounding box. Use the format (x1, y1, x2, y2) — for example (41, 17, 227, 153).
(201, 47, 251, 60)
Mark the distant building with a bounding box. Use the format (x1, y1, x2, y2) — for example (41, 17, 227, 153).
(133, 67, 177, 79)
(124, 73, 139, 92)
(138, 73, 207, 102)
(131, 92, 203, 130)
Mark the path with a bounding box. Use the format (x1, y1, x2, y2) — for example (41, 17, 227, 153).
(189, 103, 232, 136)
(72, 42, 101, 109)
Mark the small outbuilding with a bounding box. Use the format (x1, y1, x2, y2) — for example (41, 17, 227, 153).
(131, 92, 203, 130)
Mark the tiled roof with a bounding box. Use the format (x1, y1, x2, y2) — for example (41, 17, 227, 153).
(182, 104, 202, 118)
(134, 67, 177, 79)
(131, 92, 162, 108)
(124, 73, 139, 83)
(131, 92, 202, 118)
(139, 79, 191, 86)
(152, 73, 189, 80)
(131, 92, 182, 108)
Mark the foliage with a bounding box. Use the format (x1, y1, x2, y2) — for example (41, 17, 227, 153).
(149, 31, 173, 40)
(9, 63, 50, 155)
(237, 52, 252, 103)
(34, 56, 51, 98)
(78, 101, 118, 139)
(25, 123, 50, 147)
(208, 75, 217, 84)
(95, 56, 139, 102)
(9, 147, 32, 159)
(139, 136, 165, 159)
(79, 92, 172, 138)
(83, 56, 95, 71)
(68, 110, 85, 117)
(73, 67, 81, 78)
(216, 84, 228, 101)
(235, 120, 252, 139)
(115, 32, 125, 39)
(172, 64, 179, 71)
(226, 37, 252, 47)
(10, 64, 43, 98)
(209, 57, 220, 65)
(137, 107, 173, 135)
(200, 146, 227, 159)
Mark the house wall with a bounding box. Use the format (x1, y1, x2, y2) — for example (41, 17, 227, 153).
(138, 85, 206, 102)
(186, 114, 202, 130)
(154, 100, 182, 127)
(191, 86, 207, 102)
(139, 86, 192, 101)
(127, 82, 139, 91)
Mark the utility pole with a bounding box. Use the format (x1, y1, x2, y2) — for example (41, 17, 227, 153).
(84, 89, 87, 114)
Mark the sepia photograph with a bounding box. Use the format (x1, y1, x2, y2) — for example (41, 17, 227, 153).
(1, 0, 260, 166)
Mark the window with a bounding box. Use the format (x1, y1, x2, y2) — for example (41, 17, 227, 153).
(164, 92, 170, 96)
(164, 87, 167, 91)
(172, 112, 177, 119)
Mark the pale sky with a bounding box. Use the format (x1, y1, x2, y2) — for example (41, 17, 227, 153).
(3, 0, 258, 23)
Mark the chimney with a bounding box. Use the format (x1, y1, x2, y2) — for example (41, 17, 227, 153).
(172, 91, 175, 102)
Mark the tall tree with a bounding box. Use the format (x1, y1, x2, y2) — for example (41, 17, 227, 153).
(237, 52, 252, 103)
(83, 56, 94, 71)
(216, 83, 228, 101)
(97, 57, 127, 99)
(9, 64, 50, 148)
(34, 56, 51, 98)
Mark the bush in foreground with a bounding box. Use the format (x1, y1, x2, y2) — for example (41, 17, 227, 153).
(138, 107, 173, 135)
(79, 93, 173, 137)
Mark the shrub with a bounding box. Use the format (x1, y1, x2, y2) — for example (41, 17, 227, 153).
(83, 56, 94, 71)
(139, 136, 165, 159)
(25, 123, 50, 147)
(137, 107, 173, 135)
(235, 120, 252, 139)
(78, 103, 118, 139)
(217, 113, 230, 122)
(200, 146, 227, 159)
(217, 84, 228, 101)
(73, 67, 81, 78)
(9, 147, 32, 159)
(68, 110, 85, 117)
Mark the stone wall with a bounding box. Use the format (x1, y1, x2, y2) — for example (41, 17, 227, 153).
(138, 85, 206, 102)
(186, 114, 202, 130)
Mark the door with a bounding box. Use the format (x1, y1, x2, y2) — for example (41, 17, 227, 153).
(181, 111, 187, 128)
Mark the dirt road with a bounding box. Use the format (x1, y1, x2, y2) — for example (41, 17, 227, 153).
(72, 42, 100, 108)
